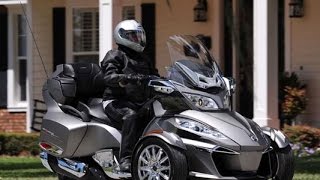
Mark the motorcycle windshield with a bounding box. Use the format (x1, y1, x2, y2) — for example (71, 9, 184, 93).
(166, 35, 225, 90)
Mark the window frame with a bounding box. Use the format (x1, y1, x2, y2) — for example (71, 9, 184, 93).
(122, 6, 135, 20)
(7, 11, 28, 112)
(67, 7, 99, 64)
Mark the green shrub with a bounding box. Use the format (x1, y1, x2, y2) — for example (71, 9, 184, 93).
(0, 133, 40, 156)
(279, 72, 308, 126)
(283, 125, 320, 148)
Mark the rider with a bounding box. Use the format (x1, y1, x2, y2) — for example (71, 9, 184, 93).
(101, 20, 159, 172)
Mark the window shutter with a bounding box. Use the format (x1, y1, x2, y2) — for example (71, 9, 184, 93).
(53, 7, 66, 71)
(141, 3, 156, 68)
(0, 6, 8, 107)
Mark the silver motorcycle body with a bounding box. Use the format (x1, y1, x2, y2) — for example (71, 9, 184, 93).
(39, 35, 293, 180)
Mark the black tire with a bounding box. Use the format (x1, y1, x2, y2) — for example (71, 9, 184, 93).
(271, 145, 295, 180)
(132, 138, 188, 180)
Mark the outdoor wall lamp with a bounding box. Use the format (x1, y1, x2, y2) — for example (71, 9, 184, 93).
(289, 0, 304, 18)
(194, 0, 207, 22)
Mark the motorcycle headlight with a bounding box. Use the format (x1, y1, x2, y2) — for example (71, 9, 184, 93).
(183, 93, 219, 110)
(175, 118, 228, 139)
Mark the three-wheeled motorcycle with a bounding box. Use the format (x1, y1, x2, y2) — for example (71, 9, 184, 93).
(39, 35, 294, 180)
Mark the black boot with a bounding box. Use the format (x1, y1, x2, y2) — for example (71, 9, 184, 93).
(119, 157, 131, 172)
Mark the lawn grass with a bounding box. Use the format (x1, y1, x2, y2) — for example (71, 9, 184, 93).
(293, 155, 320, 180)
(0, 155, 319, 179)
(0, 156, 56, 180)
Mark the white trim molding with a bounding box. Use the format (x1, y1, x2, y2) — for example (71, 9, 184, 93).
(0, 0, 27, 5)
(66, 1, 100, 64)
(7, 5, 28, 113)
(99, 0, 113, 63)
(26, 0, 33, 132)
(253, 0, 279, 128)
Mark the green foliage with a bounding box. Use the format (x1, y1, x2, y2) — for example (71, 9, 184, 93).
(0, 133, 40, 156)
(294, 155, 320, 179)
(279, 72, 308, 125)
(283, 125, 320, 148)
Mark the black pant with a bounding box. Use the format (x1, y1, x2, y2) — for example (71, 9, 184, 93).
(105, 100, 143, 160)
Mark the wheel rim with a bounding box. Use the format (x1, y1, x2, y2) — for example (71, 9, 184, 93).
(137, 145, 171, 180)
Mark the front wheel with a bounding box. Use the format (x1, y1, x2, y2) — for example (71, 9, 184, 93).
(132, 138, 188, 180)
(270, 145, 295, 180)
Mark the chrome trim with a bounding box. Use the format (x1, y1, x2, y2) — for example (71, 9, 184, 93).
(181, 138, 217, 149)
(137, 145, 171, 180)
(189, 171, 237, 179)
(57, 158, 87, 178)
(181, 138, 240, 155)
(92, 149, 132, 179)
(92, 149, 114, 168)
(263, 146, 273, 154)
(39, 151, 53, 172)
(105, 171, 131, 179)
(212, 146, 240, 155)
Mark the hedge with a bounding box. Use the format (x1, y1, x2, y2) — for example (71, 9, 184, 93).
(0, 125, 319, 157)
(283, 125, 320, 148)
(0, 133, 40, 156)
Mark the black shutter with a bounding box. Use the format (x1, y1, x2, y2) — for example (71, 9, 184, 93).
(141, 3, 156, 68)
(0, 6, 8, 107)
(53, 8, 66, 71)
(224, 0, 233, 77)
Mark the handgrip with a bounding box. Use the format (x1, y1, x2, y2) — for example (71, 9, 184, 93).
(60, 105, 90, 122)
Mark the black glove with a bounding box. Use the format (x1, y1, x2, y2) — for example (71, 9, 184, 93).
(144, 75, 161, 81)
(120, 74, 160, 86)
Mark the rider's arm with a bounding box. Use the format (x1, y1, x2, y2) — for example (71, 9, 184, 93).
(101, 50, 127, 87)
(101, 50, 143, 87)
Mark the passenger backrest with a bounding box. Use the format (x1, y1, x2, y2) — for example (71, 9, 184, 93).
(47, 63, 104, 105)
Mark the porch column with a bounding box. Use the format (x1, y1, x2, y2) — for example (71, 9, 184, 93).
(99, 0, 113, 62)
(26, 0, 33, 133)
(253, 0, 279, 128)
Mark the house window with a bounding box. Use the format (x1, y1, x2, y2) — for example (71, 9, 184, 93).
(73, 8, 99, 64)
(122, 6, 135, 20)
(8, 13, 28, 111)
(17, 15, 27, 101)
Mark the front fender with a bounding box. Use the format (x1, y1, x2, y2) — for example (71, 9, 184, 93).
(134, 131, 187, 153)
(261, 127, 290, 149)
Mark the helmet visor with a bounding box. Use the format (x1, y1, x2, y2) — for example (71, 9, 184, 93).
(119, 29, 146, 47)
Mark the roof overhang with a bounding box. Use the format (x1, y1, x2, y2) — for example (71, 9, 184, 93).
(0, 0, 27, 5)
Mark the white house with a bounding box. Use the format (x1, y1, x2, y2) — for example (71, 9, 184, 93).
(0, 0, 319, 133)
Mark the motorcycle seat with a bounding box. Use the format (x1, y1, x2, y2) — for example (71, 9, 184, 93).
(77, 99, 122, 130)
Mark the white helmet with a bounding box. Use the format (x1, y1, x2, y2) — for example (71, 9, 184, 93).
(114, 20, 146, 52)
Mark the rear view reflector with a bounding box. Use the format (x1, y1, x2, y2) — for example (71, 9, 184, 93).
(39, 141, 63, 155)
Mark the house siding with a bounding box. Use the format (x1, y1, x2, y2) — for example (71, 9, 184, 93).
(31, 0, 65, 101)
(112, 0, 224, 73)
(289, 0, 320, 127)
(32, 0, 99, 101)
(140, 0, 218, 75)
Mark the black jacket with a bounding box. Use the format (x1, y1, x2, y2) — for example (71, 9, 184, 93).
(101, 45, 159, 103)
